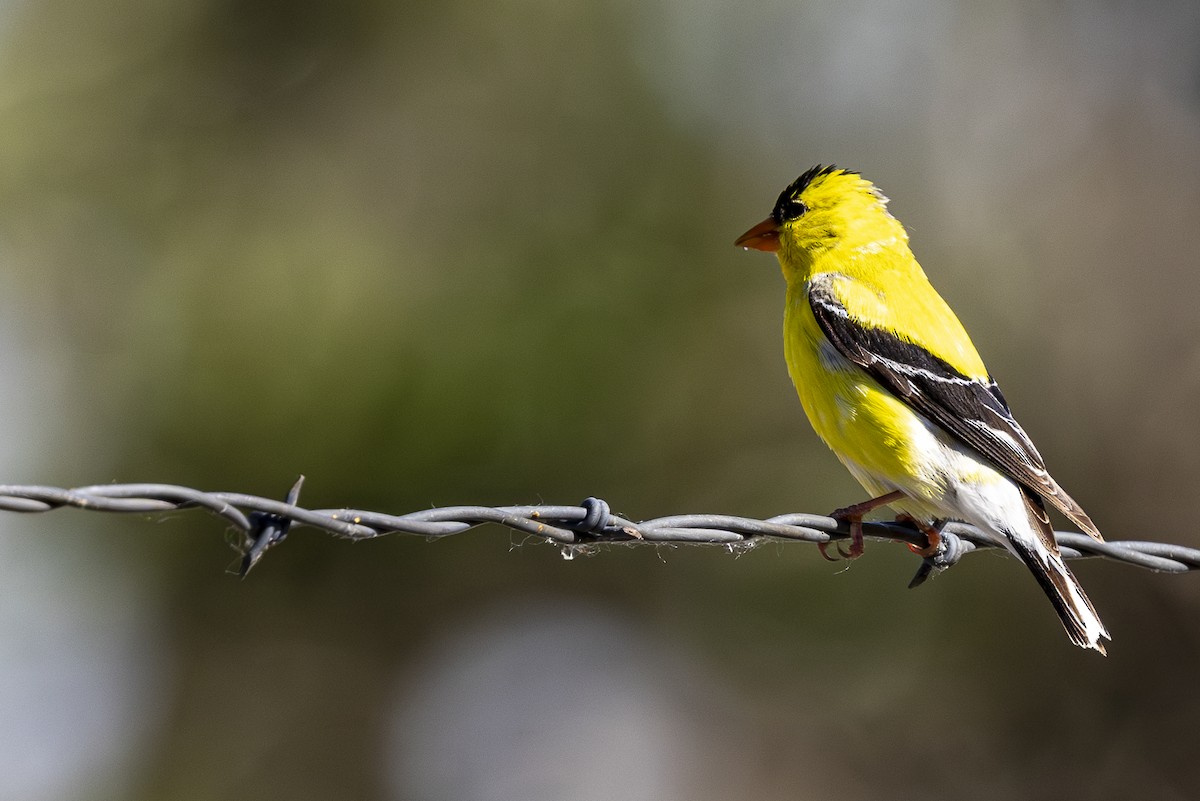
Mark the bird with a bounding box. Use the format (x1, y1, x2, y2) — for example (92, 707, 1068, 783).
(735, 165, 1109, 653)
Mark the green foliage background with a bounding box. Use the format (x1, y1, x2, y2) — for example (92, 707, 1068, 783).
(1, 1, 1199, 798)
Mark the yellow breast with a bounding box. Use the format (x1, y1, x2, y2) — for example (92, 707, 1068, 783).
(782, 282, 947, 503)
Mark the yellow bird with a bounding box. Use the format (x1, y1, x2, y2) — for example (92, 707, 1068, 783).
(736, 165, 1109, 653)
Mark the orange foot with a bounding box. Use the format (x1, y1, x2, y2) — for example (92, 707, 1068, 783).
(817, 490, 906, 561)
(896, 514, 944, 557)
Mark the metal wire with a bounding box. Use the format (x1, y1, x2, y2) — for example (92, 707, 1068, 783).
(1, 478, 1196, 581)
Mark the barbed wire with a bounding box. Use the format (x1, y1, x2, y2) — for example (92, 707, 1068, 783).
(1, 478, 1196, 586)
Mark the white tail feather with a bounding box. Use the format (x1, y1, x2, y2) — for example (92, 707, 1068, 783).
(1007, 531, 1110, 654)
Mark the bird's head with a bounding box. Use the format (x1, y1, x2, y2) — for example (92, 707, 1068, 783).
(736, 166, 906, 277)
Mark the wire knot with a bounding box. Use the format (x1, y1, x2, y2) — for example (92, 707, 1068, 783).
(574, 496, 613, 536)
(907, 529, 965, 589)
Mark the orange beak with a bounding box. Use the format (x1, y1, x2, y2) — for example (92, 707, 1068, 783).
(734, 217, 780, 252)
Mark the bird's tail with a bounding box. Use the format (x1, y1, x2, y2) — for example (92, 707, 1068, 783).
(1007, 493, 1110, 654)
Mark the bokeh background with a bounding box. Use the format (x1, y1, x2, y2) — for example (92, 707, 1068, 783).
(1, 0, 1199, 798)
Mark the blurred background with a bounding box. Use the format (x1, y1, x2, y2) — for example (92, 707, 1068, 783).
(1, 0, 1198, 798)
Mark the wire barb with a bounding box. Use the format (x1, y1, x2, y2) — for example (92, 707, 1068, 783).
(240, 476, 306, 577)
(1, 480, 1197, 577)
(908, 530, 969, 589)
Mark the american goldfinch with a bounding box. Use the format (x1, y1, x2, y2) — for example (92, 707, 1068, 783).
(736, 165, 1109, 653)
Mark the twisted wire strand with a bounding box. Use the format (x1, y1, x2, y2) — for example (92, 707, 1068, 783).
(1, 479, 1196, 580)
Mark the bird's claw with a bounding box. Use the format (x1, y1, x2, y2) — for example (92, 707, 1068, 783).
(820, 492, 905, 562)
(820, 511, 866, 561)
(896, 513, 943, 557)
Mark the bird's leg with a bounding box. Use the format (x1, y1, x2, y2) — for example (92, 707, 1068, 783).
(895, 514, 945, 558)
(818, 490, 906, 561)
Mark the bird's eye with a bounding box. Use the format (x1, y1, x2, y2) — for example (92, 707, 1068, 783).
(774, 196, 808, 224)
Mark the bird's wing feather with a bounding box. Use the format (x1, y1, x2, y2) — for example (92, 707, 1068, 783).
(808, 275, 1103, 541)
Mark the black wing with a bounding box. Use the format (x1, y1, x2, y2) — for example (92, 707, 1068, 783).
(808, 275, 1102, 541)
